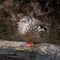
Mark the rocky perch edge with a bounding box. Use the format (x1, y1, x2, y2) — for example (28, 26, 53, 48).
(0, 40, 60, 60)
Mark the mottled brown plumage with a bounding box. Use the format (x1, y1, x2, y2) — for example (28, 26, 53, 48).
(18, 16, 47, 47)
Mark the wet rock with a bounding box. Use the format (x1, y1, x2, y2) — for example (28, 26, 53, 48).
(55, 53, 60, 60)
(0, 40, 60, 55)
(38, 43, 60, 55)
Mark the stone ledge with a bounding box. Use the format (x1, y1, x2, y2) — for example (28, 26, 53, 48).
(0, 40, 60, 60)
(0, 40, 60, 55)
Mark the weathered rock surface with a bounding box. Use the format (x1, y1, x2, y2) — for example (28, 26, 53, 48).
(0, 40, 60, 60)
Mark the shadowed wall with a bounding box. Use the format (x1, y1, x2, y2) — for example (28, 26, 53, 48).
(0, 0, 60, 45)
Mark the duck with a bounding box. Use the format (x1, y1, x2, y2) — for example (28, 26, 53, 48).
(18, 16, 47, 47)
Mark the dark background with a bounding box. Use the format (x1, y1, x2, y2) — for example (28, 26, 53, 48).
(0, 0, 60, 45)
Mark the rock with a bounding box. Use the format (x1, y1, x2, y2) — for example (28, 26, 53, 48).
(0, 40, 60, 55)
(55, 53, 60, 60)
(0, 40, 60, 60)
(38, 43, 60, 55)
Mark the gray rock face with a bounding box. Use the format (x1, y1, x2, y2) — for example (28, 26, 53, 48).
(38, 43, 60, 55)
(0, 41, 60, 60)
(0, 50, 60, 60)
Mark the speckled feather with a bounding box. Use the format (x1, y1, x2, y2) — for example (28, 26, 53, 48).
(18, 16, 47, 41)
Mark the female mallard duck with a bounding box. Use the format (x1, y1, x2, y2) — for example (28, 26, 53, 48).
(18, 16, 47, 47)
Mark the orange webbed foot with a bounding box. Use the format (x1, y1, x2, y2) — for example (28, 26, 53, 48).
(25, 42, 34, 47)
(25, 39, 34, 47)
